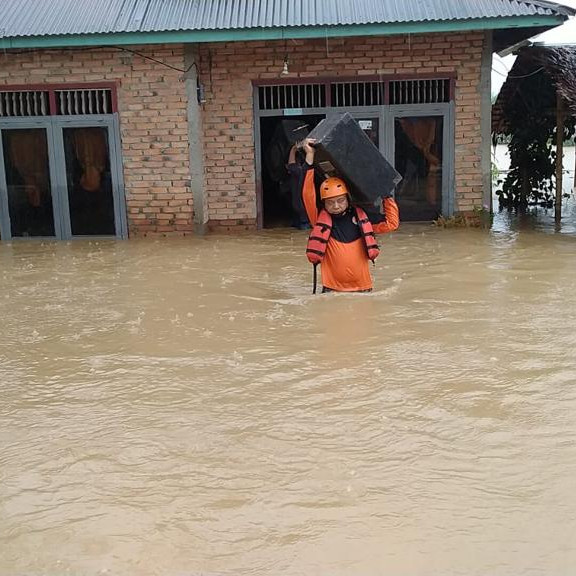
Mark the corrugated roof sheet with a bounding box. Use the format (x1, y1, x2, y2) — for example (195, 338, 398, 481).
(0, 0, 573, 38)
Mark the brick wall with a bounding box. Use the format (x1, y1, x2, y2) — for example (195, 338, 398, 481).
(0, 45, 192, 237)
(0, 33, 484, 236)
(198, 32, 485, 227)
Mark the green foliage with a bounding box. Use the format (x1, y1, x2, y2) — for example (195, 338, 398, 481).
(491, 160, 499, 186)
(433, 214, 470, 228)
(494, 71, 576, 210)
(433, 207, 492, 229)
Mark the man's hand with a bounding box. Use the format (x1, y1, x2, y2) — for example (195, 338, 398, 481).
(302, 138, 316, 165)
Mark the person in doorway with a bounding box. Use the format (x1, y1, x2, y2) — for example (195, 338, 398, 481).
(286, 142, 311, 230)
(301, 138, 400, 293)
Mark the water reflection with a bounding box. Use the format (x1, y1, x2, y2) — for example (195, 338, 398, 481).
(492, 143, 576, 234)
(492, 194, 576, 235)
(1, 226, 576, 576)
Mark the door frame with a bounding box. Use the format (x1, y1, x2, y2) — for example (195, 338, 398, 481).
(253, 91, 456, 229)
(387, 103, 454, 217)
(52, 115, 127, 240)
(328, 106, 387, 156)
(0, 114, 127, 241)
(254, 107, 326, 229)
(0, 117, 62, 240)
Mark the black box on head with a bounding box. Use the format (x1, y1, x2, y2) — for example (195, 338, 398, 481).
(308, 113, 402, 203)
(272, 119, 310, 151)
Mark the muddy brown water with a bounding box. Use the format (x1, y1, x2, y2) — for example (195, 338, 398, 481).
(1, 218, 576, 576)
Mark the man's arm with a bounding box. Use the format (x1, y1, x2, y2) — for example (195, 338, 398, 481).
(301, 166, 318, 226)
(372, 197, 400, 234)
(300, 139, 318, 225)
(287, 144, 297, 166)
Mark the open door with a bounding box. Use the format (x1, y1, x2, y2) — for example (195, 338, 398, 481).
(259, 114, 324, 228)
(390, 108, 452, 221)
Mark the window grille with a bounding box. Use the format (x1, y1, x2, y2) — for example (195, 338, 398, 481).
(257, 78, 451, 110)
(55, 89, 113, 115)
(331, 81, 385, 107)
(258, 84, 326, 110)
(389, 79, 450, 105)
(0, 91, 49, 117)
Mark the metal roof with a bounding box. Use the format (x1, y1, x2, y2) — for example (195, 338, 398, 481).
(0, 0, 573, 38)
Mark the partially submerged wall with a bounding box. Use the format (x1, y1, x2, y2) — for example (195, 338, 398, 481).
(0, 32, 484, 235)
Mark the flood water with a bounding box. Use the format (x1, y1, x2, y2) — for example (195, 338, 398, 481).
(2, 222, 576, 576)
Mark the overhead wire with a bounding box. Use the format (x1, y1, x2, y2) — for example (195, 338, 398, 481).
(3, 44, 195, 74)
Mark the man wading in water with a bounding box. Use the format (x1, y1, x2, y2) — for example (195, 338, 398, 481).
(301, 138, 400, 293)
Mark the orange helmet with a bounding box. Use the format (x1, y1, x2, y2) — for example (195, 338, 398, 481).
(320, 177, 349, 200)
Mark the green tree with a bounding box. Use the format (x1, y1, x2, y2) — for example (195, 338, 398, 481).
(495, 66, 575, 209)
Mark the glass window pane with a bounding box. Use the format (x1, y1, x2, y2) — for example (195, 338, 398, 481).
(394, 116, 443, 221)
(2, 129, 55, 237)
(63, 127, 116, 236)
(357, 118, 379, 147)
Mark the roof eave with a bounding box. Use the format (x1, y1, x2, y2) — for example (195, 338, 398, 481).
(0, 15, 568, 50)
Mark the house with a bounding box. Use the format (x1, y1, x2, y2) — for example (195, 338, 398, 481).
(0, 0, 573, 240)
(492, 43, 576, 217)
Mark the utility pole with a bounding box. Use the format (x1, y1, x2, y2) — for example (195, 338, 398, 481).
(555, 91, 564, 223)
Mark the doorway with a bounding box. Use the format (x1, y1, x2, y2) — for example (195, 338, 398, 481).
(259, 114, 324, 228)
(390, 106, 453, 221)
(257, 112, 385, 228)
(1, 128, 55, 237)
(394, 115, 444, 221)
(0, 118, 126, 241)
(254, 78, 454, 227)
(62, 126, 117, 236)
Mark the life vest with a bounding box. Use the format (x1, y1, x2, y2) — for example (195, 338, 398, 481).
(306, 206, 380, 265)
